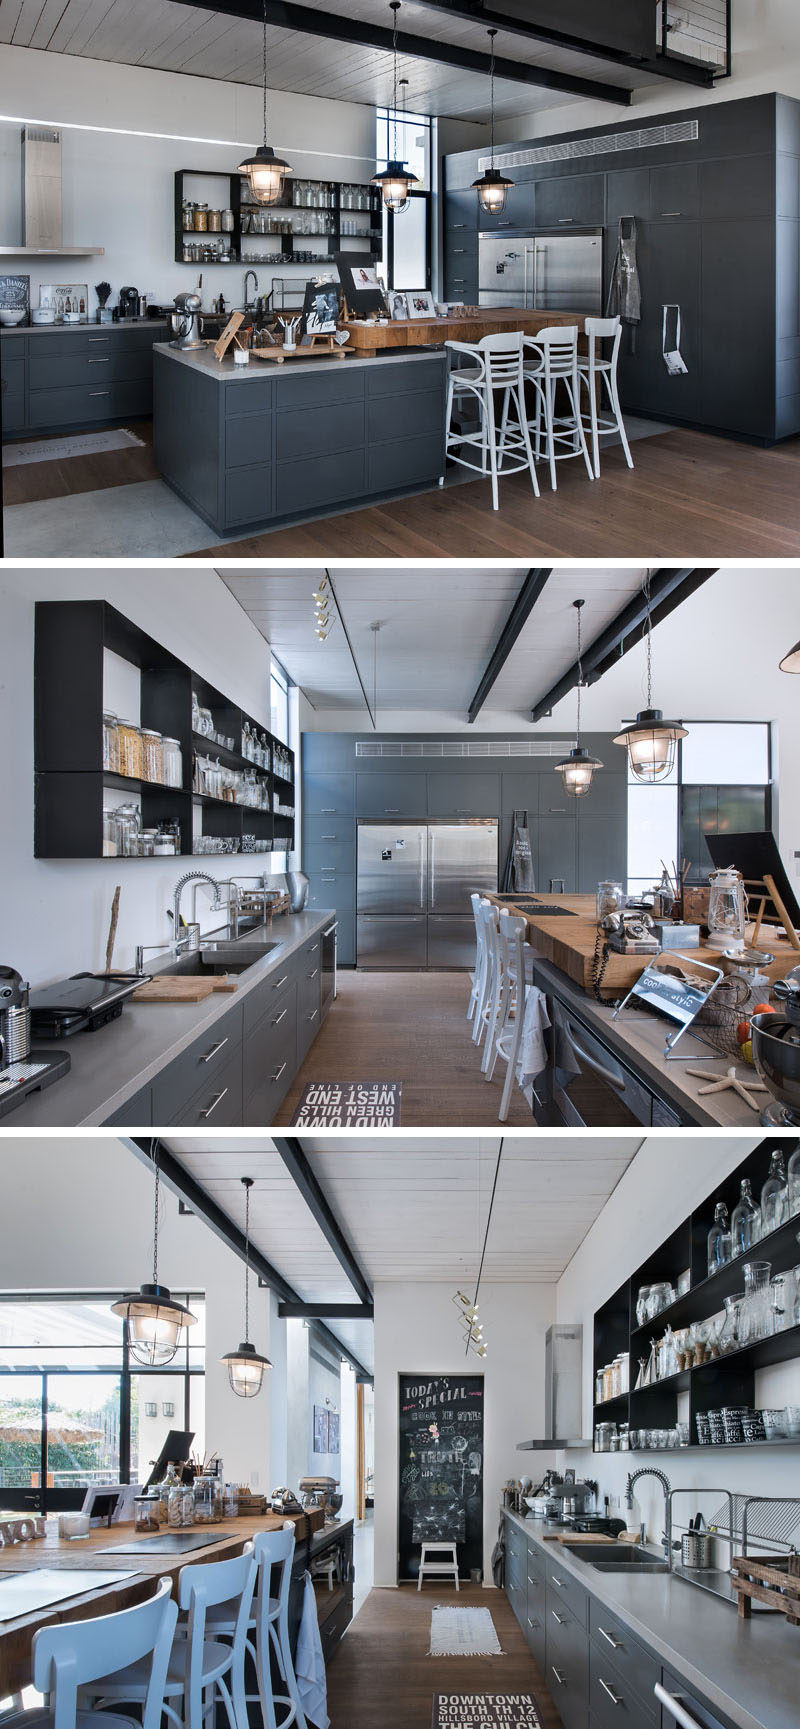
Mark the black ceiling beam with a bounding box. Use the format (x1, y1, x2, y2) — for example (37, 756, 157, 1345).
(127, 1139, 373, 1383)
(410, 1, 718, 89)
(530, 567, 717, 722)
(278, 1302, 375, 1319)
(272, 1136, 373, 1306)
(188, 0, 631, 104)
(468, 567, 551, 724)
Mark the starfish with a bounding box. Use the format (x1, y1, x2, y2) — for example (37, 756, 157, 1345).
(685, 1065, 767, 1110)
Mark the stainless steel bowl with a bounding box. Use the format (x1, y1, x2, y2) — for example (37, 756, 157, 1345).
(751, 1013, 800, 1116)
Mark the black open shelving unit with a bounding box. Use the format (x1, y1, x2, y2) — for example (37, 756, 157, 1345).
(174, 168, 382, 270)
(34, 600, 294, 859)
(592, 1135, 800, 1453)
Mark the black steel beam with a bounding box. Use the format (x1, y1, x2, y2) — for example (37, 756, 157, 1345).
(127, 1139, 373, 1383)
(184, 0, 631, 104)
(411, 1, 717, 89)
(278, 1302, 375, 1319)
(272, 1136, 373, 1305)
(327, 570, 375, 732)
(467, 567, 551, 723)
(530, 567, 717, 721)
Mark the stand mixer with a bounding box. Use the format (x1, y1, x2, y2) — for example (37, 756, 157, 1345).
(169, 291, 204, 349)
(751, 966, 800, 1125)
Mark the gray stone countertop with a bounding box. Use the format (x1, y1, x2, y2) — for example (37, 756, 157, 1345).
(153, 341, 445, 381)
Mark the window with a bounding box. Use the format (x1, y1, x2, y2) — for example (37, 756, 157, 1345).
(0, 1296, 204, 1512)
(375, 107, 432, 292)
(625, 721, 772, 896)
(270, 658, 290, 746)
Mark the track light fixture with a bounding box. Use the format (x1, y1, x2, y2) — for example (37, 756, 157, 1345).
(221, 1178, 272, 1399)
(555, 600, 603, 798)
(112, 1141, 196, 1367)
(614, 570, 688, 782)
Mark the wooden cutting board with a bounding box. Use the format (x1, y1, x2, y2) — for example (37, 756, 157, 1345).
(545, 1532, 616, 1546)
(133, 975, 238, 1003)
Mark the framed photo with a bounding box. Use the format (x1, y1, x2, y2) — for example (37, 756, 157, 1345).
(406, 289, 436, 319)
(301, 279, 340, 338)
(388, 290, 408, 320)
(39, 283, 89, 322)
(333, 252, 388, 318)
(313, 1405, 328, 1454)
(327, 1411, 340, 1455)
(0, 274, 30, 321)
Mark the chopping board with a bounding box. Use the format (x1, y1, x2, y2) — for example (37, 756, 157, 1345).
(544, 1533, 615, 1546)
(133, 975, 238, 1003)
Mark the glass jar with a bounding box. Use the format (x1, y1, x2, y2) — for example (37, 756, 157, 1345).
(719, 1294, 742, 1354)
(103, 810, 119, 857)
(223, 1483, 239, 1519)
(731, 1178, 760, 1255)
(770, 1273, 789, 1334)
(102, 711, 120, 774)
(134, 1495, 160, 1533)
(118, 720, 143, 780)
(741, 1260, 772, 1345)
(139, 828, 157, 858)
(162, 737, 183, 789)
(141, 729, 164, 785)
(761, 1149, 789, 1236)
(596, 1422, 615, 1452)
(114, 803, 141, 857)
(597, 880, 626, 921)
(167, 1485, 185, 1528)
(181, 1485, 195, 1526)
(193, 1474, 223, 1523)
(707, 1201, 732, 1276)
(789, 1146, 800, 1217)
(602, 1363, 614, 1402)
(154, 821, 180, 855)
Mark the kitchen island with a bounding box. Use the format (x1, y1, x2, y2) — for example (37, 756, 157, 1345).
(153, 342, 447, 538)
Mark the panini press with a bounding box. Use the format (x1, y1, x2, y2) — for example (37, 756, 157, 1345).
(29, 972, 148, 1038)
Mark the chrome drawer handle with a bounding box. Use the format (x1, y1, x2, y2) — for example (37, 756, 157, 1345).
(384, 808, 400, 813)
(321, 833, 337, 839)
(551, 1611, 567, 1626)
(89, 336, 110, 343)
(272, 1009, 287, 1026)
(308, 1008, 318, 1022)
(199, 1087, 228, 1119)
(660, 210, 682, 217)
(551, 1668, 565, 1687)
(558, 218, 574, 224)
(599, 1680, 623, 1708)
(274, 974, 289, 989)
(321, 807, 337, 813)
(598, 1626, 622, 1650)
(89, 357, 110, 364)
(653, 1686, 704, 1729)
(307, 968, 318, 979)
(550, 1575, 565, 1588)
(90, 390, 111, 396)
(527, 1616, 539, 1629)
(272, 1061, 287, 1082)
(200, 1037, 228, 1064)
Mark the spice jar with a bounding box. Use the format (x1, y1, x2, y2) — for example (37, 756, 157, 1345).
(103, 811, 119, 857)
(134, 1495, 160, 1533)
(162, 737, 183, 789)
(102, 711, 120, 774)
(168, 1485, 185, 1528)
(141, 729, 164, 784)
(139, 828, 157, 858)
(118, 720, 143, 780)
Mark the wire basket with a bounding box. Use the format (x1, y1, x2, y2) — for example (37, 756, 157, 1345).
(694, 972, 757, 1059)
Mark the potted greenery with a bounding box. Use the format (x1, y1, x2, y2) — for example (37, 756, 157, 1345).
(95, 281, 112, 324)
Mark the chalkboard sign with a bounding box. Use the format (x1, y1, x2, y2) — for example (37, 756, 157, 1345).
(398, 1374, 484, 1582)
(0, 274, 30, 318)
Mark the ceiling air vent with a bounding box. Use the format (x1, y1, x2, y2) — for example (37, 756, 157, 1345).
(478, 118, 698, 175)
(355, 739, 574, 759)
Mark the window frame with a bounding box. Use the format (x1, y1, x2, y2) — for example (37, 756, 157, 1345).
(375, 105, 433, 293)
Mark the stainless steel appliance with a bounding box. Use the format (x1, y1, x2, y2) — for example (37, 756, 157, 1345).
(321, 920, 337, 1013)
(0, 967, 31, 1063)
(118, 286, 139, 321)
(169, 291, 204, 350)
(479, 230, 602, 312)
(356, 819, 497, 969)
(548, 997, 657, 1127)
(28, 971, 147, 1037)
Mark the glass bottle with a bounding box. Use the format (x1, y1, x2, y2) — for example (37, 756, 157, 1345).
(731, 1177, 760, 1256)
(707, 1201, 732, 1277)
(719, 1294, 742, 1354)
(760, 1149, 789, 1236)
(789, 1145, 800, 1217)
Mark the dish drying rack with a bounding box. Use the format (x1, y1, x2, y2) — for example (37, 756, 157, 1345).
(667, 1490, 800, 1612)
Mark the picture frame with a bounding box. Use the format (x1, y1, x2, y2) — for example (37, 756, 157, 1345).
(39, 283, 89, 323)
(333, 252, 388, 318)
(388, 290, 408, 321)
(405, 289, 436, 319)
(301, 279, 341, 338)
(313, 1405, 328, 1454)
(0, 274, 30, 321)
(327, 1410, 340, 1455)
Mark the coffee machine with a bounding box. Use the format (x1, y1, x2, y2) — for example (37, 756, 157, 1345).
(169, 291, 204, 350)
(118, 286, 139, 321)
(0, 967, 70, 1118)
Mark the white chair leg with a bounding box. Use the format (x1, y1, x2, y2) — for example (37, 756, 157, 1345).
(486, 388, 500, 511)
(517, 385, 540, 498)
(588, 368, 601, 478)
(545, 380, 558, 491)
(608, 371, 634, 469)
(565, 375, 594, 479)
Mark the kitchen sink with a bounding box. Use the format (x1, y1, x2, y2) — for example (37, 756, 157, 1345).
(160, 948, 274, 978)
(565, 1544, 670, 1572)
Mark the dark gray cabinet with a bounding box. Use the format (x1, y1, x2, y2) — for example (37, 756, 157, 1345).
(589, 1598, 658, 1724)
(427, 772, 500, 817)
(151, 1001, 244, 1125)
(650, 162, 699, 221)
(104, 1084, 153, 1126)
(535, 172, 605, 230)
(478, 179, 535, 232)
(700, 220, 775, 436)
(539, 815, 578, 894)
(356, 773, 427, 818)
(2, 324, 168, 439)
(297, 934, 322, 1063)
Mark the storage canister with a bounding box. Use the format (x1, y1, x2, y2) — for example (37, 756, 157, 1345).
(162, 736, 183, 788)
(141, 729, 164, 784)
(118, 720, 143, 780)
(102, 712, 120, 774)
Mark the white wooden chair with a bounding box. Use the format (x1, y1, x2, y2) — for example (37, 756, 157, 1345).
(578, 314, 634, 478)
(445, 331, 540, 511)
(472, 899, 500, 1051)
(417, 1541, 460, 1592)
(3, 1576, 177, 1729)
(204, 1526, 308, 1729)
(491, 913, 529, 1122)
(523, 325, 594, 491)
(468, 891, 488, 1024)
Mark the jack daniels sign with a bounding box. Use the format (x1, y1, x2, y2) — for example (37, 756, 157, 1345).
(432, 1699, 543, 1729)
(398, 1375, 484, 1581)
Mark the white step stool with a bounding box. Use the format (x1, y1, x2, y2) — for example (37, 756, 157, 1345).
(417, 1541, 460, 1591)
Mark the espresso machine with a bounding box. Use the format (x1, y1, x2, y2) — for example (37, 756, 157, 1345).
(752, 967, 800, 1125)
(169, 291, 205, 349)
(118, 286, 140, 321)
(0, 967, 70, 1118)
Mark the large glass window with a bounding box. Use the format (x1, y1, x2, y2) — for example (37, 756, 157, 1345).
(375, 107, 432, 292)
(0, 1296, 204, 1512)
(625, 721, 772, 896)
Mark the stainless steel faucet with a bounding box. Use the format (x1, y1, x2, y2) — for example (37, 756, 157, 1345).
(134, 873, 222, 974)
(625, 1467, 674, 1559)
(243, 269, 258, 310)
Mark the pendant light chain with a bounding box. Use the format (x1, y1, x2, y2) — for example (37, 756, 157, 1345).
(392, 3, 400, 163)
(466, 1138, 504, 1356)
(244, 1180, 251, 1344)
(489, 29, 496, 169)
(643, 568, 654, 710)
(575, 602, 583, 745)
(152, 1138, 160, 1288)
(261, 0, 268, 151)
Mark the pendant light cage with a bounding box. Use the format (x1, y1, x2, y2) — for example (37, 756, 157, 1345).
(371, 3, 420, 214)
(238, 0, 293, 206)
(555, 598, 603, 798)
(779, 638, 800, 673)
(614, 571, 687, 782)
(221, 1177, 272, 1399)
(472, 30, 514, 215)
(111, 1141, 197, 1367)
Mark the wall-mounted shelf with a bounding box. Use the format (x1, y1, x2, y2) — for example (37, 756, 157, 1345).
(174, 167, 382, 276)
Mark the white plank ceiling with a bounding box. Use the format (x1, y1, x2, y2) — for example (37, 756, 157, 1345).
(219, 565, 650, 720)
(0, 0, 654, 123)
(163, 1134, 646, 1371)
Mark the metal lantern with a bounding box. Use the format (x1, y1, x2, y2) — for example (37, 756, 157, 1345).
(112, 1142, 196, 1367)
(472, 31, 514, 216)
(707, 867, 747, 951)
(221, 1178, 271, 1399)
(238, 0, 292, 206)
(555, 600, 603, 798)
(614, 572, 687, 782)
(372, 4, 420, 215)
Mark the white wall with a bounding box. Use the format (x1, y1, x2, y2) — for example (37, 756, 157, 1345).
(0, 1134, 275, 1487)
(555, 1134, 800, 1543)
(494, 0, 800, 145)
(373, 1280, 557, 1587)
(0, 47, 484, 311)
(0, 566, 282, 984)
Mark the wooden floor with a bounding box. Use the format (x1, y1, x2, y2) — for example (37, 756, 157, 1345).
(2, 421, 159, 505)
(192, 426, 800, 558)
(327, 1584, 558, 1729)
(275, 970, 535, 1127)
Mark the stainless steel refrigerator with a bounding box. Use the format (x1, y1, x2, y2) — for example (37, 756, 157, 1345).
(478, 230, 603, 312)
(356, 820, 498, 969)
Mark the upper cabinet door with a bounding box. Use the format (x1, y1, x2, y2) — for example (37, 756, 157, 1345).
(650, 162, 700, 221)
(534, 173, 605, 229)
(479, 179, 535, 232)
(427, 773, 501, 817)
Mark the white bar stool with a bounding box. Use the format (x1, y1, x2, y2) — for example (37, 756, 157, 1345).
(467, 891, 488, 1024)
(417, 1541, 460, 1592)
(445, 331, 540, 512)
(473, 899, 500, 1051)
(578, 314, 634, 477)
(523, 325, 594, 491)
(205, 1527, 308, 1729)
(4, 1576, 177, 1729)
(490, 913, 529, 1122)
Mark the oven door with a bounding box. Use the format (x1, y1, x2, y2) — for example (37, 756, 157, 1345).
(321, 921, 337, 1014)
(550, 999, 653, 1127)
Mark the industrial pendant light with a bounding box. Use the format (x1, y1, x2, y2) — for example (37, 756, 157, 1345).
(238, 0, 292, 207)
(371, 3, 419, 214)
(779, 639, 800, 672)
(221, 1178, 271, 1399)
(614, 570, 688, 782)
(555, 600, 603, 798)
(112, 1141, 196, 1367)
(472, 30, 514, 215)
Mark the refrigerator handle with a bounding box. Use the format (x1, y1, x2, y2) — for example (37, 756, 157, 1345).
(427, 829, 435, 910)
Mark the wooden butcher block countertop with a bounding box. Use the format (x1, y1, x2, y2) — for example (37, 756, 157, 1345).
(344, 307, 585, 352)
(487, 892, 800, 1000)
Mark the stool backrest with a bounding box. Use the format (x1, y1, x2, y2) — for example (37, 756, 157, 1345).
(180, 1542, 257, 1717)
(253, 1524, 295, 1614)
(498, 911, 527, 992)
(479, 329, 525, 387)
(584, 314, 622, 369)
(526, 324, 579, 379)
(33, 1575, 177, 1729)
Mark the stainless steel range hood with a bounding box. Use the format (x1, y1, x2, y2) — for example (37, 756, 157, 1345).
(0, 127, 104, 259)
(517, 1324, 591, 1450)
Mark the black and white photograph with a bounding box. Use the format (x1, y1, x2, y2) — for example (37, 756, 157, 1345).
(389, 290, 408, 320)
(302, 280, 340, 336)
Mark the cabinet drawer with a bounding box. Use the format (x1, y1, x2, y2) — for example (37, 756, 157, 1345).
(590, 1640, 656, 1728)
(29, 349, 152, 390)
(590, 1602, 658, 1718)
(366, 357, 444, 397)
(28, 379, 151, 428)
(151, 1004, 243, 1121)
(303, 771, 354, 815)
(303, 812, 354, 846)
(444, 188, 479, 231)
(278, 398, 365, 461)
(224, 378, 271, 417)
(102, 1084, 152, 1126)
(479, 179, 534, 231)
(427, 772, 500, 817)
(225, 411, 271, 469)
(275, 367, 363, 410)
(243, 962, 296, 1040)
(548, 1609, 589, 1729)
(2, 392, 25, 434)
(356, 774, 427, 818)
(368, 430, 443, 494)
(1, 334, 25, 360)
(368, 386, 441, 445)
(304, 839, 354, 874)
(1, 357, 24, 393)
(277, 448, 366, 517)
(297, 941, 322, 1011)
(168, 1046, 243, 1127)
(243, 987, 298, 1119)
(547, 1558, 588, 1627)
(225, 463, 272, 527)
